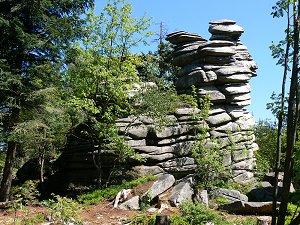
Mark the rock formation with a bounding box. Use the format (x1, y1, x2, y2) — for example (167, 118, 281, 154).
(117, 19, 258, 184)
(166, 19, 258, 184)
(52, 20, 259, 190)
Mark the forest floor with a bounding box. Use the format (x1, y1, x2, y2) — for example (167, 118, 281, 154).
(0, 179, 261, 224)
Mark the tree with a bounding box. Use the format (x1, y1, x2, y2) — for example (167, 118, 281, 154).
(269, 1, 292, 222)
(0, 0, 93, 202)
(64, 0, 153, 187)
(270, 0, 300, 224)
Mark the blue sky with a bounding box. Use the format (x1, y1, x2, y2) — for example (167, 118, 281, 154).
(95, 0, 287, 121)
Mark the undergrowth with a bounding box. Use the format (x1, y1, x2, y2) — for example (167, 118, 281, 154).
(77, 175, 157, 205)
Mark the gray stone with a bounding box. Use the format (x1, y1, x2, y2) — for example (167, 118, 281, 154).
(193, 56, 235, 64)
(175, 69, 211, 89)
(232, 149, 254, 162)
(207, 112, 232, 126)
(197, 86, 226, 102)
(210, 34, 240, 41)
(209, 24, 244, 36)
(142, 174, 175, 201)
(130, 165, 164, 177)
(209, 187, 248, 202)
(231, 99, 251, 107)
(157, 135, 194, 145)
(121, 125, 148, 138)
(209, 106, 226, 115)
(127, 139, 146, 147)
(158, 157, 197, 173)
(198, 46, 236, 56)
(215, 66, 252, 75)
(236, 115, 255, 131)
(169, 177, 194, 207)
(227, 93, 251, 102)
(231, 159, 256, 170)
(197, 40, 235, 49)
(220, 201, 275, 214)
(175, 107, 201, 116)
(166, 31, 207, 45)
(119, 196, 140, 210)
(218, 74, 251, 83)
(172, 50, 200, 67)
(214, 122, 240, 132)
(221, 83, 251, 95)
(177, 64, 203, 77)
(155, 124, 191, 138)
(209, 19, 236, 25)
(194, 189, 209, 206)
(134, 145, 173, 154)
(173, 41, 206, 56)
(140, 153, 175, 162)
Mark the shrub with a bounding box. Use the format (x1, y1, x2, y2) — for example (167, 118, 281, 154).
(42, 194, 82, 224)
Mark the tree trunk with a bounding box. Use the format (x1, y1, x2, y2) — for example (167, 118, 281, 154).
(277, 1, 300, 224)
(257, 216, 271, 225)
(155, 215, 169, 225)
(271, 2, 291, 225)
(0, 141, 17, 202)
(289, 212, 300, 225)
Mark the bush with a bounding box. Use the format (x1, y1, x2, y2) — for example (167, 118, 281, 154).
(42, 194, 82, 224)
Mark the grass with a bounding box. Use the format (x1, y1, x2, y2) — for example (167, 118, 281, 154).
(77, 175, 157, 205)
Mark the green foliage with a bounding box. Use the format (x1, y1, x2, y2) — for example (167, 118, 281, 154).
(130, 212, 156, 225)
(254, 119, 284, 176)
(132, 83, 180, 129)
(77, 175, 156, 205)
(42, 194, 82, 225)
(11, 180, 40, 205)
(180, 201, 231, 225)
(192, 134, 230, 188)
(179, 201, 256, 225)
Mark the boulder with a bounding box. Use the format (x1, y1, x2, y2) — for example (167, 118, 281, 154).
(220, 201, 275, 214)
(142, 174, 175, 201)
(209, 187, 248, 203)
(198, 46, 236, 56)
(119, 196, 140, 210)
(169, 177, 194, 207)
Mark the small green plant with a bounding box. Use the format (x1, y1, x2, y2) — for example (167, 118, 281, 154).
(42, 194, 82, 224)
(77, 175, 156, 205)
(22, 213, 46, 225)
(130, 212, 156, 225)
(10, 194, 24, 225)
(180, 201, 231, 225)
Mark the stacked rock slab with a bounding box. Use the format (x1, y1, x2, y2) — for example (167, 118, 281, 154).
(165, 19, 258, 184)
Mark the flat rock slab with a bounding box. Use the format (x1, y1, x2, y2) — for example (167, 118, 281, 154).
(142, 174, 175, 201)
(220, 201, 276, 214)
(166, 31, 207, 45)
(209, 24, 244, 36)
(209, 187, 248, 203)
(209, 19, 236, 25)
(198, 46, 236, 56)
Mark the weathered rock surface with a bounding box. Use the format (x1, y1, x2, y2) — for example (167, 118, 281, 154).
(142, 174, 175, 201)
(119, 196, 140, 210)
(169, 177, 194, 207)
(209, 187, 248, 203)
(220, 201, 275, 214)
